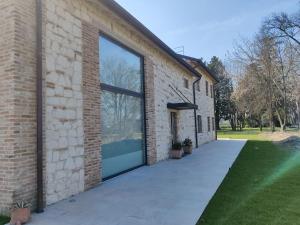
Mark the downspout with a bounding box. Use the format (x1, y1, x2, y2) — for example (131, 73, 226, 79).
(36, 0, 44, 213)
(213, 84, 217, 140)
(193, 77, 201, 148)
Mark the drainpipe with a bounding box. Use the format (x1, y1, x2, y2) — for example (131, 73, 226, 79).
(213, 84, 217, 140)
(193, 77, 201, 148)
(36, 0, 44, 213)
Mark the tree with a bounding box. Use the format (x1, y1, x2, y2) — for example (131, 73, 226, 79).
(263, 9, 300, 46)
(208, 56, 235, 130)
(233, 63, 267, 131)
(263, 7, 300, 130)
(233, 33, 279, 131)
(232, 29, 300, 132)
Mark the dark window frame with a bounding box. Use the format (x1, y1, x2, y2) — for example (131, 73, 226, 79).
(183, 78, 189, 89)
(99, 33, 148, 180)
(197, 115, 202, 133)
(170, 112, 178, 144)
(207, 116, 211, 132)
(205, 80, 209, 96)
(212, 117, 215, 131)
(99, 34, 143, 93)
(196, 81, 200, 92)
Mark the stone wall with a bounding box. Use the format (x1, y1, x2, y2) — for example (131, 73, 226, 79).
(44, 0, 216, 205)
(0, 0, 216, 213)
(0, 0, 37, 214)
(152, 59, 216, 161)
(195, 74, 216, 145)
(45, 0, 85, 204)
(153, 58, 196, 161)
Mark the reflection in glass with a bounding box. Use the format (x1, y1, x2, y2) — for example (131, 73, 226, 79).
(100, 37, 142, 93)
(100, 36, 145, 179)
(101, 91, 144, 178)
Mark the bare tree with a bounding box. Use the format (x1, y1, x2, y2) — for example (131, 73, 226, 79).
(232, 29, 300, 132)
(233, 33, 279, 131)
(263, 9, 300, 46)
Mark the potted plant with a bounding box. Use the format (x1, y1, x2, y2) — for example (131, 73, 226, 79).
(170, 142, 183, 159)
(10, 201, 31, 225)
(183, 138, 193, 154)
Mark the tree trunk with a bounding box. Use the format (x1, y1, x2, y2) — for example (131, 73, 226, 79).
(259, 115, 263, 132)
(216, 118, 221, 131)
(276, 109, 286, 132)
(270, 111, 275, 132)
(260, 124, 263, 132)
(296, 100, 300, 130)
(230, 115, 236, 131)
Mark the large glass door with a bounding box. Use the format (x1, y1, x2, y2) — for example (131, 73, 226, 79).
(99, 35, 145, 179)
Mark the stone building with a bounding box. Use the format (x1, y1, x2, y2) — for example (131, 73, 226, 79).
(0, 0, 218, 214)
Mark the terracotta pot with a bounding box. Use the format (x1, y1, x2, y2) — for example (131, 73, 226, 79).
(10, 208, 31, 225)
(183, 145, 193, 154)
(170, 149, 183, 159)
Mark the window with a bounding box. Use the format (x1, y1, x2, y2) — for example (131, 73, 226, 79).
(197, 115, 202, 133)
(99, 35, 145, 179)
(207, 116, 211, 132)
(100, 36, 142, 92)
(212, 117, 215, 131)
(184, 78, 189, 89)
(196, 81, 200, 92)
(205, 81, 209, 96)
(210, 85, 214, 98)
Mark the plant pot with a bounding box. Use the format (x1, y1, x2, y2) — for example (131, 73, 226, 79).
(183, 145, 193, 154)
(170, 149, 183, 159)
(10, 208, 31, 225)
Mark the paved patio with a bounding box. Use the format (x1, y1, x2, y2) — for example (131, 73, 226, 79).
(28, 140, 246, 225)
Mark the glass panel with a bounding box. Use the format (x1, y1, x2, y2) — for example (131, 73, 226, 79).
(100, 37, 142, 93)
(101, 91, 144, 178)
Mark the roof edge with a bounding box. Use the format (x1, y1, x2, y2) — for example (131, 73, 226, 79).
(100, 0, 202, 78)
(178, 54, 219, 82)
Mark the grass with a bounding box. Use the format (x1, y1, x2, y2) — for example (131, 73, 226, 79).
(0, 216, 9, 225)
(218, 127, 263, 140)
(197, 128, 300, 225)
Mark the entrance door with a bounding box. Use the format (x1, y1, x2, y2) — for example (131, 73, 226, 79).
(170, 112, 178, 144)
(99, 35, 145, 179)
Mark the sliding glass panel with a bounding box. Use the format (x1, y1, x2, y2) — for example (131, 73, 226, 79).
(101, 91, 144, 178)
(100, 37, 142, 93)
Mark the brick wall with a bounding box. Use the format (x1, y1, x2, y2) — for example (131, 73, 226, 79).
(0, 0, 16, 214)
(82, 21, 101, 190)
(144, 57, 157, 165)
(0, 0, 37, 214)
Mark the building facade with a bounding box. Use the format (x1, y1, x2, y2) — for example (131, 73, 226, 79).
(0, 0, 217, 214)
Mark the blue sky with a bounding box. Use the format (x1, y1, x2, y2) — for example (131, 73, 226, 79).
(115, 0, 299, 62)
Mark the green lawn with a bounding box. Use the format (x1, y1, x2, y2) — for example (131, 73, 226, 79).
(0, 216, 9, 225)
(197, 129, 300, 225)
(218, 128, 263, 140)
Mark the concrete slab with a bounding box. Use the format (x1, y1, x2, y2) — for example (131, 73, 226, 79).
(27, 140, 246, 225)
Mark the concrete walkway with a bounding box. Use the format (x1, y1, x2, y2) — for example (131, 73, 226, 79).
(28, 140, 246, 225)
